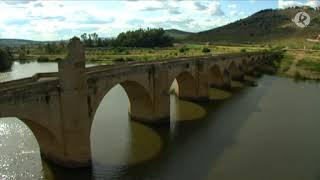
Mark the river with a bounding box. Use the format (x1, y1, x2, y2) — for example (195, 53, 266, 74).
(0, 61, 320, 180)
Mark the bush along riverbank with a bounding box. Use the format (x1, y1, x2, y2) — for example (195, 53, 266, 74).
(0, 48, 14, 72)
(274, 49, 320, 81)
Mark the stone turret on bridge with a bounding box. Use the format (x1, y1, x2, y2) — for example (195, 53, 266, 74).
(0, 38, 279, 168)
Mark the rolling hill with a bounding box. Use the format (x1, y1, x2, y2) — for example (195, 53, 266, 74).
(0, 39, 44, 47)
(187, 6, 320, 46)
(164, 29, 194, 40)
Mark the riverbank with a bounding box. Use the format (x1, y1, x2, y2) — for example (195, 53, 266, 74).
(276, 49, 320, 81)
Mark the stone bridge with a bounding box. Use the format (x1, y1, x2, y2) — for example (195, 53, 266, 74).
(0, 38, 278, 168)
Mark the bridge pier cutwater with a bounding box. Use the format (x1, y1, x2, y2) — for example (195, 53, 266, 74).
(0, 38, 279, 168)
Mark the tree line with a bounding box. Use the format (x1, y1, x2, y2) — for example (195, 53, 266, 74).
(80, 28, 174, 48)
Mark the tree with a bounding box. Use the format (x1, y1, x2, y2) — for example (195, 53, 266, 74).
(0, 48, 13, 72)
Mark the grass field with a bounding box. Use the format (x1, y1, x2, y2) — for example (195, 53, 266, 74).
(277, 49, 320, 80)
(15, 44, 268, 64)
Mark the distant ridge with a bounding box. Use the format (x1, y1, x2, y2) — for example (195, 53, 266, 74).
(0, 39, 61, 47)
(0, 39, 42, 47)
(187, 7, 320, 45)
(164, 29, 194, 40)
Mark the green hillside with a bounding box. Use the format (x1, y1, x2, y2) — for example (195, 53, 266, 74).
(187, 7, 320, 47)
(165, 29, 194, 40)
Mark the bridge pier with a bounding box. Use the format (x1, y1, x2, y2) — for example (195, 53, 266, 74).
(53, 37, 91, 167)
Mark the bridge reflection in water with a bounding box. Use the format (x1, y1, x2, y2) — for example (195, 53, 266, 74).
(0, 38, 278, 168)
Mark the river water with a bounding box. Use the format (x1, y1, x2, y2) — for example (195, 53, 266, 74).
(0, 62, 320, 180)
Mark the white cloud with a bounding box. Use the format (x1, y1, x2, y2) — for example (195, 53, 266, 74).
(278, 0, 303, 8)
(208, 1, 224, 16)
(306, 0, 320, 8)
(278, 0, 320, 8)
(0, 0, 238, 40)
(228, 4, 237, 9)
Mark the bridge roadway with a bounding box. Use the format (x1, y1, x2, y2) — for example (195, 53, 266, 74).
(0, 38, 279, 168)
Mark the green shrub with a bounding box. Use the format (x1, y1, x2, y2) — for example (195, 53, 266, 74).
(179, 46, 189, 53)
(240, 48, 247, 53)
(311, 43, 320, 50)
(37, 56, 50, 62)
(55, 58, 62, 62)
(113, 57, 125, 62)
(0, 49, 13, 72)
(202, 47, 211, 53)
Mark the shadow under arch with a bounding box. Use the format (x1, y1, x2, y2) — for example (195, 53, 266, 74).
(89, 84, 162, 170)
(240, 59, 249, 73)
(170, 71, 197, 100)
(209, 65, 230, 89)
(227, 61, 243, 80)
(91, 80, 154, 124)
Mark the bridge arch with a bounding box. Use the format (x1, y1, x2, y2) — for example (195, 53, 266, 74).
(227, 61, 243, 80)
(209, 65, 230, 88)
(91, 80, 154, 123)
(170, 71, 197, 100)
(239, 59, 249, 73)
(0, 116, 61, 164)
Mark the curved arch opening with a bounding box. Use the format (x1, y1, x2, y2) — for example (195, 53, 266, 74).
(228, 61, 242, 80)
(171, 71, 197, 99)
(208, 68, 232, 100)
(90, 82, 162, 168)
(240, 59, 248, 73)
(169, 72, 206, 126)
(0, 117, 53, 179)
(209, 65, 226, 88)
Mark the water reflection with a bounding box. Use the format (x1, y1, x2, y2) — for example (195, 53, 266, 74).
(91, 85, 162, 167)
(0, 118, 45, 179)
(206, 76, 320, 180)
(209, 88, 232, 100)
(231, 80, 244, 88)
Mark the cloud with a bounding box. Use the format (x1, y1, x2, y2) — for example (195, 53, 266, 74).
(5, 19, 30, 25)
(127, 19, 144, 25)
(78, 16, 115, 25)
(194, 2, 208, 10)
(33, 2, 43, 7)
(278, 0, 320, 8)
(3, 0, 36, 5)
(228, 4, 237, 9)
(209, 2, 224, 16)
(0, 0, 234, 40)
(168, 8, 181, 14)
(278, 0, 304, 8)
(306, 0, 320, 8)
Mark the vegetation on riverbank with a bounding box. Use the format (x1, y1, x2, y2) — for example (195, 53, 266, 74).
(0, 48, 14, 72)
(275, 49, 320, 80)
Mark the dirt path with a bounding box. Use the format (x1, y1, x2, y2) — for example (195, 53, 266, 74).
(287, 51, 305, 76)
(286, 51, 320, 80)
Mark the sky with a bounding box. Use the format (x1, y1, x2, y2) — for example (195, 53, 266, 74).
(0, 0, 319, 41)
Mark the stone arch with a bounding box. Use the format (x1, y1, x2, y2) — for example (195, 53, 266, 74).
(227, 61, 243, 80)
(209, 64, 228, 88)
(240, 59, 249, 73)
(91, 80, 154, 123)
(0, 116, 61, 165)
(171, 71, 197, 100)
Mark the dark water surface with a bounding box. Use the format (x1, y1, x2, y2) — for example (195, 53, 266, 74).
(0, 62, 320, 180)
